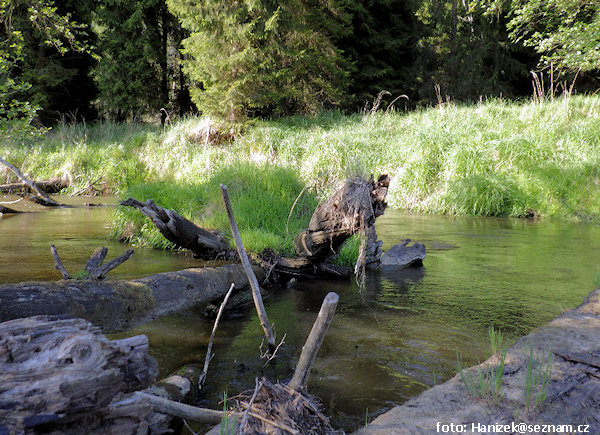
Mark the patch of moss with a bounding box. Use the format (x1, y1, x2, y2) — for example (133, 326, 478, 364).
(111, 281, 155, 319)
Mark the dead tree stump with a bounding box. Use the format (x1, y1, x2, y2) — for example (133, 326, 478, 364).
(294, 174, 389, 261)
(0, 315, 158, 434)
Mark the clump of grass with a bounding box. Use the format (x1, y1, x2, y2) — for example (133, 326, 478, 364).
(456, 326, 506, 405)
(112, 163, 318, 256)
(524, 342, 552, 413)
(487, 325, 505, 356)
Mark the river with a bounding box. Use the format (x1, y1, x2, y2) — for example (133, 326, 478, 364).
(1, 197, 599, 431)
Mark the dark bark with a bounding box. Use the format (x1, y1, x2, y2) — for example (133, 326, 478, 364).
(0, 315, 158, 434)
(0, 178, 69, 193)
(0, 205, 21, 214)
(121, 198, 235, 260)
(294, 174, 389, 261)
(0, 264, 264, 333)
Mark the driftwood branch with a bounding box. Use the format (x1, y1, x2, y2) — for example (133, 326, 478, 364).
(121, 198, 234, 260)
(220, 183, 276, 352)
(133, 392, 227, 425)
(89, 249, 134, 280)
(239, 378, 262, 432)
(50, 245, 134, 281)
(199, 282, 235, 389)
(288, 292, 339, 392)
(86, 247, 108, 272)
(50, 244, 71, 279)
(0, 157, 62, 206)
(0, 315, 158, 433)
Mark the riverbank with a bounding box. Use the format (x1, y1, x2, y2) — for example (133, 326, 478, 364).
(2, 95, 600, 257)
(357, 288, 600, 434)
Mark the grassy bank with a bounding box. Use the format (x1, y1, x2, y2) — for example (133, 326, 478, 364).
(2, 95, 600, 256)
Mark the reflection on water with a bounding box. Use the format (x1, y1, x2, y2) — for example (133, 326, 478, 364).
(0, 195, 204, 282)
(2, 202, 600, 431)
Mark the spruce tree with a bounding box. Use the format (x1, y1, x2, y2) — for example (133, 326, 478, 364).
(93, 0, 180, 120)
(335, 0, 417, 110)
(167, 0, 349, 121)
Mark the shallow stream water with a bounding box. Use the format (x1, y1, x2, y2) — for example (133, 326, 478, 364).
(1, 197, 599, 431)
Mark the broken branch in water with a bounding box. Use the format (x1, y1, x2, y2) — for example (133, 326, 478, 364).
(199, 282, 235, 389)
(50, 244, 71, 279)
(50, 245, 134, 281)
(288, 292, 339, 392)
(220, 183, 277, 352)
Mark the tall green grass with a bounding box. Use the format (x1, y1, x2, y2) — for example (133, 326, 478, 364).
(3, 95, 600, 255)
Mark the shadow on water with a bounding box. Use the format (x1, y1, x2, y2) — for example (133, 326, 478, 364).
(2, 202, 600, 431)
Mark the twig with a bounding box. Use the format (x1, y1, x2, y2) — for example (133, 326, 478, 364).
(288, 292, 339, 392)
(239, 378, 262, 433)
(89, 249, 134, 280)
(0, 157, 62, 206)
(262, 333, 287, 367)
(246, 411, 299, 434)
(220, 184, 276, 352)
(286, 185, 309, 234)
(50, 244, 71, 279)
(199, 283, 235, 389)
(182, 419, 198, 435)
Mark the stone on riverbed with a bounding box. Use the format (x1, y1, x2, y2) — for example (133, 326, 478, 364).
(380, 239, 426, 268)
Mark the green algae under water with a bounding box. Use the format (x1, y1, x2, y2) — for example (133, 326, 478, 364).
(2, 200, 599, 431)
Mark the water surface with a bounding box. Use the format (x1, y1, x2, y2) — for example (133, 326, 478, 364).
(1, 202, 599, 431)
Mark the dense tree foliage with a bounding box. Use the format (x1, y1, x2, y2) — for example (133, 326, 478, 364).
(167, 0, 350, 121)
(508, 0, 600, 75)
(1, 0, 599, 124)
(1, 0, 92, 139)
(336, 0, 417, 108)
(93, 0, 183, 121)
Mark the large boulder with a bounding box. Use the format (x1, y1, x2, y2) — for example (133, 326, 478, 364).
(380, 239, 426, 268)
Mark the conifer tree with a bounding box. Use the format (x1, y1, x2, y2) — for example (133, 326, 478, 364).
(167, 0, 349, 121)
(93, 0, 179, 120)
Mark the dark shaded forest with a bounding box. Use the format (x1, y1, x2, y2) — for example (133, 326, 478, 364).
(2, 0, 599, 128)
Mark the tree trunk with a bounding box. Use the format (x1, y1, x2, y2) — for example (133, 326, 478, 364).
(0, 264, 264, 333)
(0, 315, 157, 434)
(121, 198, 235, 260)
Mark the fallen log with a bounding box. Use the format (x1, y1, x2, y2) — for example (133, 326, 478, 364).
(0, 177, 69, 193)
(0, 204, 21, 214)
(0, 157, 63, 207)
(121, 198, 235, 260)
(0, 315, 158, 434)
(0, 264, 265, 333)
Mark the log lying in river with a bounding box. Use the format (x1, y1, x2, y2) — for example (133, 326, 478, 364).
(0, 264, 264, 333)
(121, 198, 235, 260)
(0, 178, 69, 193)
(0, 315, 158, 434)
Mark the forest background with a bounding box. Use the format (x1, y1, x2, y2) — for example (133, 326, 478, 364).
(2, 0, 600, 131)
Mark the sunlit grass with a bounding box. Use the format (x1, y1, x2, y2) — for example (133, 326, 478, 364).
(3, 95, 600, 256)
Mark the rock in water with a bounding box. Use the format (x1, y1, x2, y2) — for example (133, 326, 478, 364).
(380, 239, 426, 268)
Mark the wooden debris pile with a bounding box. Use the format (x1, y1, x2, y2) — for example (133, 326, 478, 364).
(233, 378, 339, 435)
